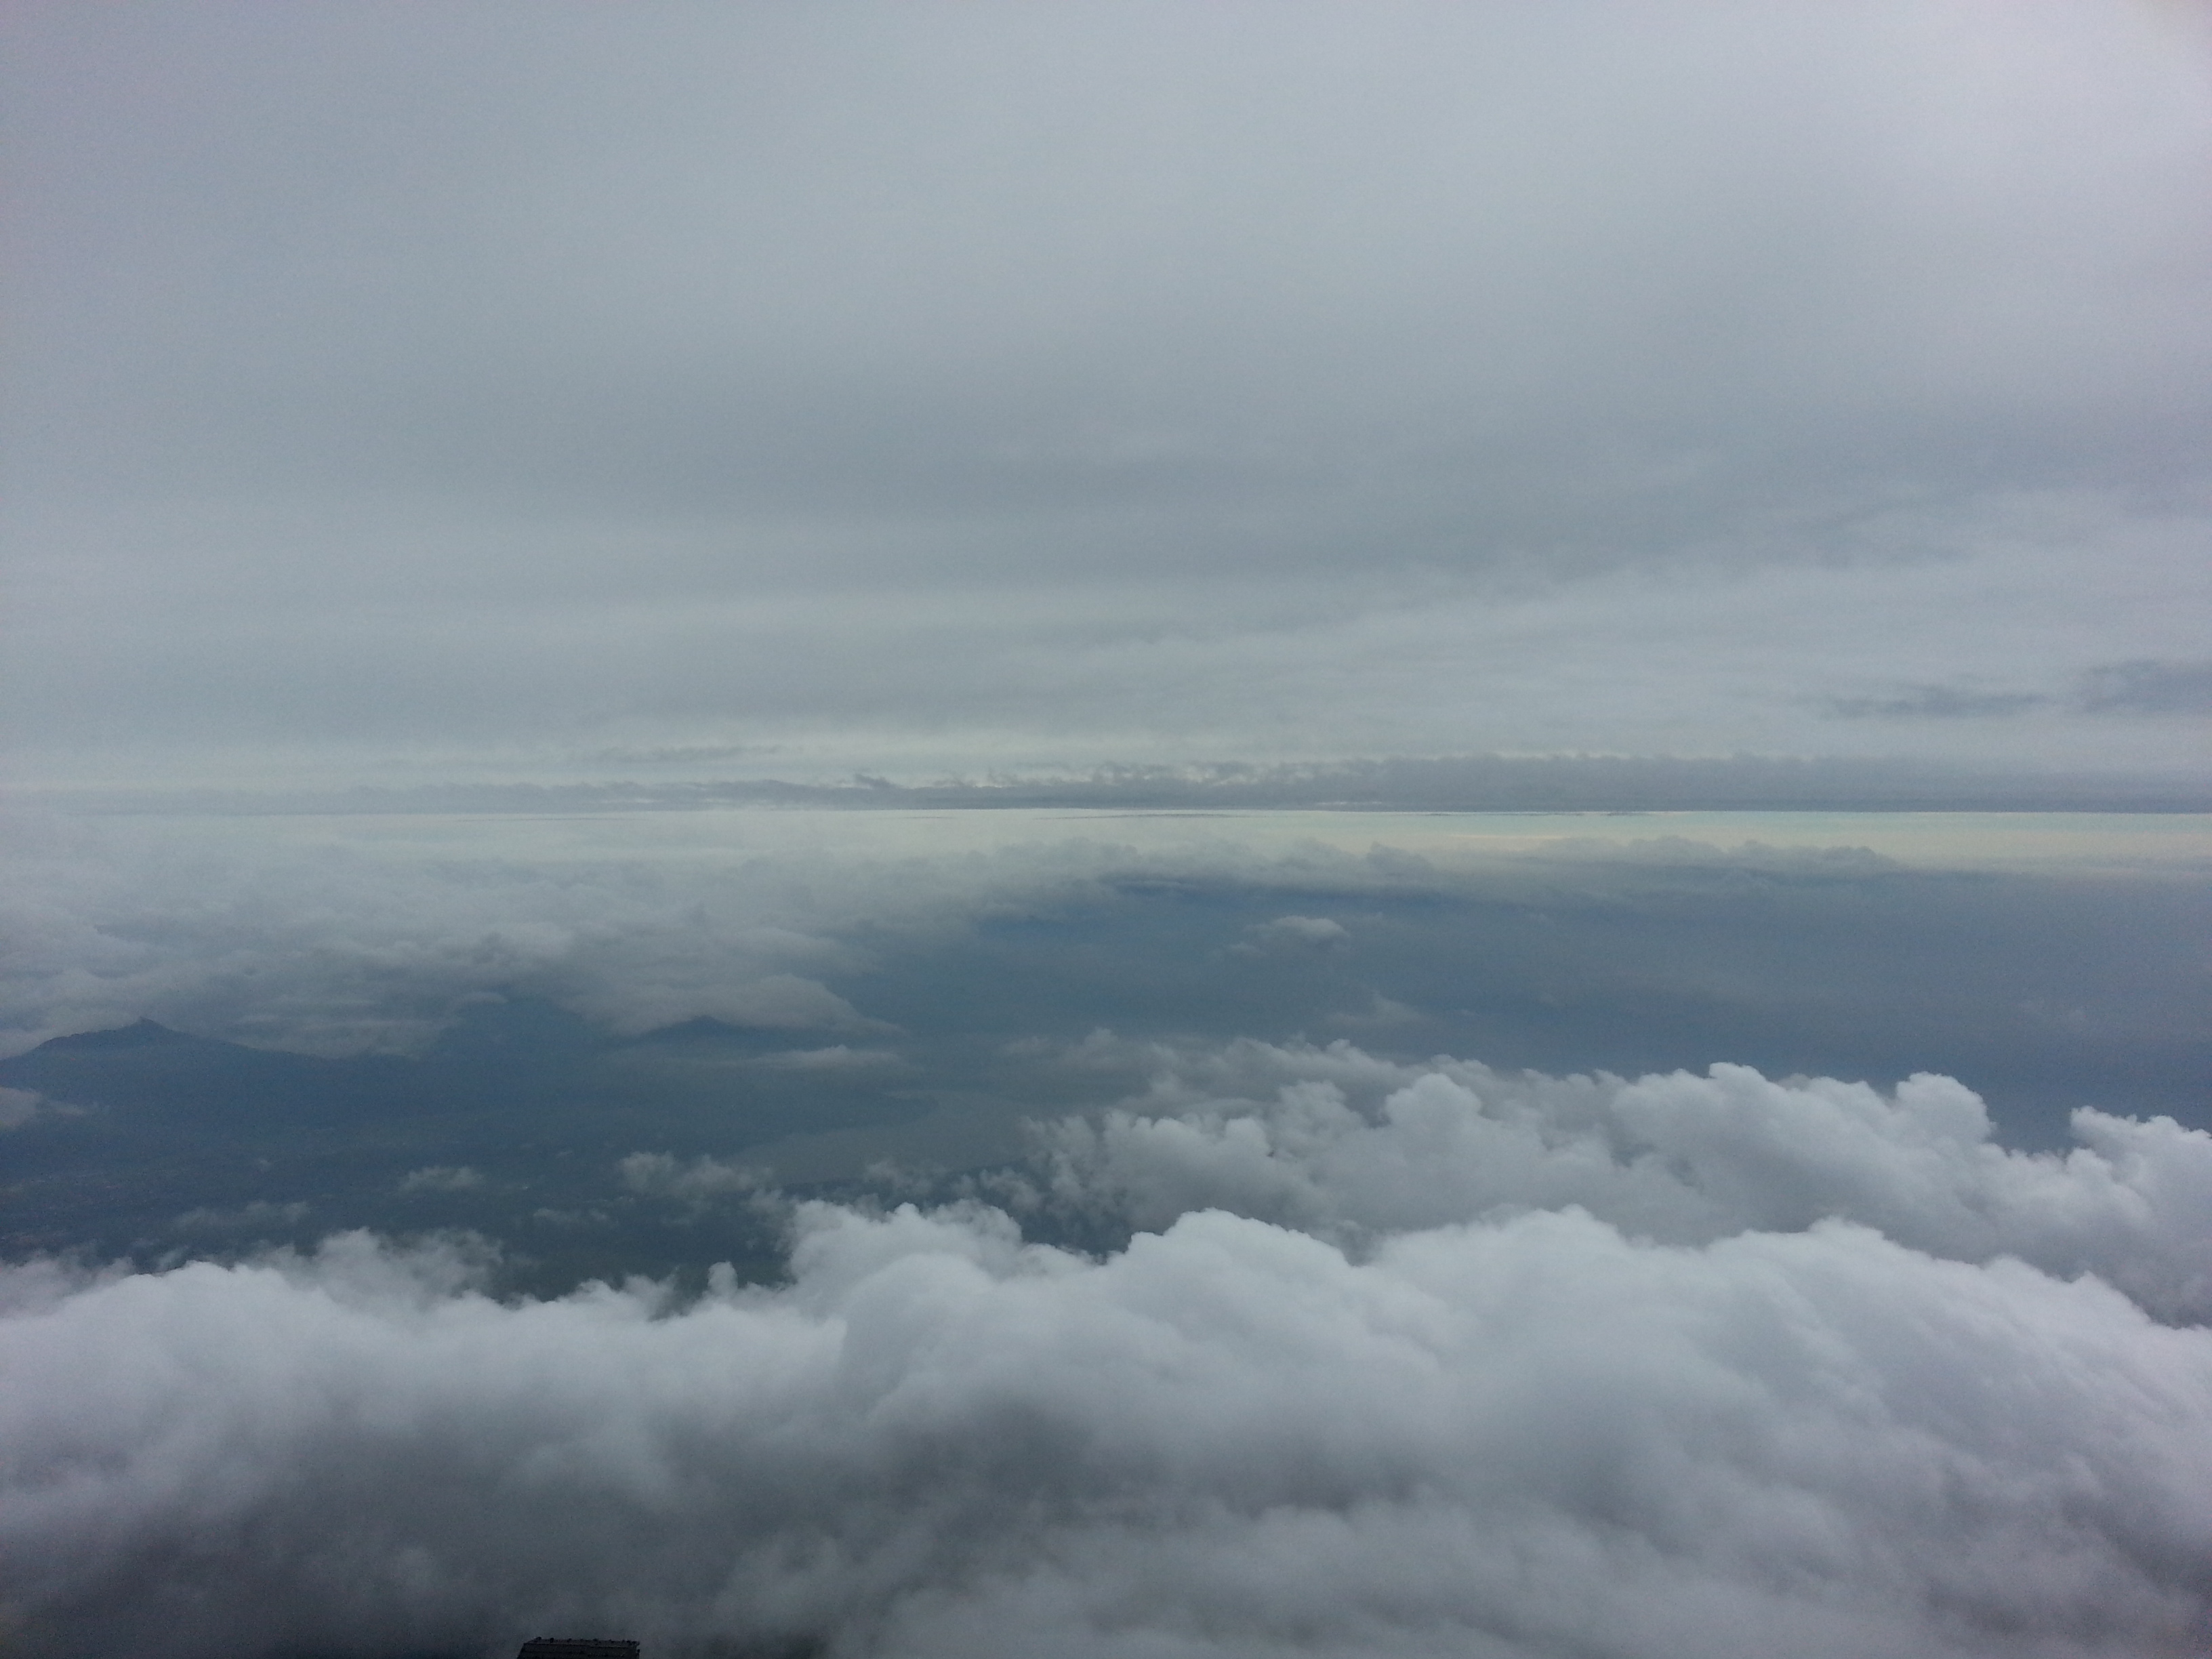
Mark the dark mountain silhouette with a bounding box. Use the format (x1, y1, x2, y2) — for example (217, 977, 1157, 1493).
(0, 997, 921, 1278)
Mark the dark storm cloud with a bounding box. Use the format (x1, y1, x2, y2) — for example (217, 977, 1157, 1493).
(3, 2, 2209, 781)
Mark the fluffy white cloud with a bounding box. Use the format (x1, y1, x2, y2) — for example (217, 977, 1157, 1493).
(5, 1050, 2210, 1658)
(618, 1151, 777, 1211)
(1030, 1038, 2212, 1323)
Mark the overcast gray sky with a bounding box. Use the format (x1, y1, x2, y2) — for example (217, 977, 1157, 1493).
(7, 16, 2212, 1645)
(5, 1, 2210, 790)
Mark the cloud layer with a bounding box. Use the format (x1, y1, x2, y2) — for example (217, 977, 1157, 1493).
(1023, 1038, 2212, 1324)
(0, 808, 907, 1056)
(6, 1047, 2211, 1658)
(7, 808, 2206, 1149)
(5, 2, 2209, 786)
(7, 12, 2207, 1648)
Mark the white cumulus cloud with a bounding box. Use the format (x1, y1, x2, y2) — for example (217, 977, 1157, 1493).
(1031, 1039, 2212, 1324)
(4, 1049, 2211, 1658)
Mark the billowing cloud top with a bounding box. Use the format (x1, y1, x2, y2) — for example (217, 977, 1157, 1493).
(6, 1042, 2211, 1657)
